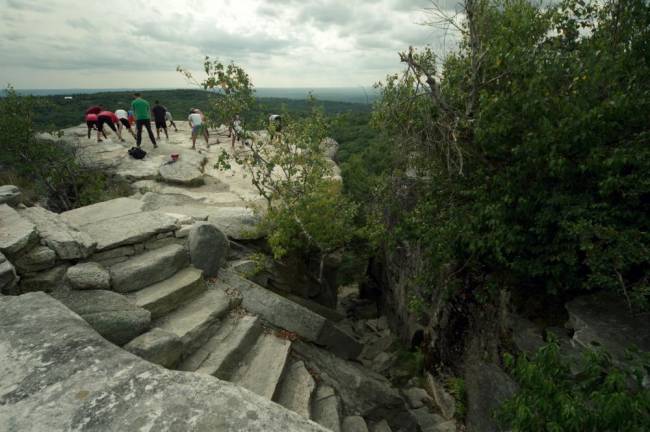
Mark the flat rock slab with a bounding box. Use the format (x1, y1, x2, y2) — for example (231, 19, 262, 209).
(19, 265, 68, 293)
(61, 197, 145, 227)
(0, 204, 38, 256)
(207, 207, 262, 240)
(52, 289, 151, 346)
(0, 292, 328, 432)
(13, 245, 57, 273)
(20, 206, 96, 260)
(274, 360, 316, 418)
(312, 385, 342, 432)
(66, 262, 111, 290)
(110, 244, 189, 293)
(124, 327, 183, 368)
(81, 211, 178, 251)
(159, 160, 205, 186)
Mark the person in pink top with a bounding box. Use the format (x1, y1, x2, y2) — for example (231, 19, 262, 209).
(85, 113, 106, 140)
(96, 110, 124, 143)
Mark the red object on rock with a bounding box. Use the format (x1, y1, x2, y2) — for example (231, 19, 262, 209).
(171, 154, 179, 161)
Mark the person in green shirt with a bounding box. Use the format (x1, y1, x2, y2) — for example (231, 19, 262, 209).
(131, 93, 157, 148)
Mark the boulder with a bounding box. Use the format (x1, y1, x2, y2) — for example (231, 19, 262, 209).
(19, 265, 68, 293)
(0, 204, 38, 256)
(66, 262, 111, 290)
(410, 407, 445, 432)
(293, 341, 417, 431)
(0, 185, 21, 206)
(370, 420, 393, 432)
(321, 137, 339, 161)
(0, 252, 18, 294)
(566, 292, 650, 363)
(0, 292, 328, 431)
(124, 328, 183, 368)
(52, 290, 151, 346)
(509, 314, 545, 355)
(81, 211, 178, 251)
(342, 416, 369, 432)
(401, 387, 432, 409)
(275, 361, 316, 418)
(188, 222, 229, 277)
(13, 245, 57, 273)
(207, 207, 262, 240)
(464, 362, 518, 432)
(20, 206, 96, 260)
(312, 385, 342, 432)
(159, 160, 205, 186)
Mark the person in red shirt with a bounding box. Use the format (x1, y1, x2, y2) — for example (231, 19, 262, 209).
(85, 106, 103, 115)
(85, 113, 106, 140)
(96, 110, 124, 143)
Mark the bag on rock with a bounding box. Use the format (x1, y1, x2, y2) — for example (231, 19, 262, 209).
(128, 147, 147, 159)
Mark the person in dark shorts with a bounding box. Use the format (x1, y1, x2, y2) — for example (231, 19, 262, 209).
(85, 113, 107, 140)
(96, 110, 125, 142)
(115, 108, 136, 139)
(131, 93, 157, 149)
(151, 101, 168, 139)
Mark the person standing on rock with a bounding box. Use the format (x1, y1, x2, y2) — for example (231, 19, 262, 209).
(96, 110, 125, 143)
(131, 93, 158, 149)
(269, 114, 282, 142)
(115, 108, 136, 140)
(152, 101, 169, 140)
(188, 108, 208, 150)
(165, 110, 178, 132)
(231, 115, 243, 149)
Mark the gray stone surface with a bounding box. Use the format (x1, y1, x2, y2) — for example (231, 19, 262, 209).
(124, 327, 183, 368)
(402, 387, 431, 409)
(566, 292, 650, 362)
(188, 222, 229, 277)
(207, 207, 262, 240)
(0, 252, 18, 294)
(219, 269, 362, 359)
(464, 362, 518, 432)
(230, 333, 292, 400)
(312, 384, 341, 432)
(509, 314, 545, 355)
(61, 197, 145, 227)
(0, 204, 38, 256)
(52, 289, 151, 346)
(274, 360, 316, 418)
(81, 211, 178, 251)
(424, 373, 456, 421)
(19, 264, 68, 293)
(0, 292, 328, 432)
(410, 407, 445, 432)
(20, 206, 96, 260)
(129, 266, 206, 320)
(321, 137, 339, 161)
(343, 416, 369, 432)
(370, 420, 392, 432)
(155, 289, 240, 354)
(159, 160, 205, 186)
(110, 244, 189, 293)
(293, 341, 417, 431)
(181, 314, 262, 378)
(13, 245, 57, 273)
(66, 262, 111, 290)
(0, 185, 21, 206)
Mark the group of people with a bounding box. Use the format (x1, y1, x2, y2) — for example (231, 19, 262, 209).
(84, 92, 284, 152)
(84, 93, 181, 149)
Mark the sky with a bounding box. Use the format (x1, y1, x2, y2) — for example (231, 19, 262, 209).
(0, 0, 462, 89)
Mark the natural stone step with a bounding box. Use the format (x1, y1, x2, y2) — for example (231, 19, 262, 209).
(312, 384, 342, 432)
(230, 332, 292, 400)
(128, 267, 206, 319)
(274, 360, 316, 419)
(110, 244, 188, 293)
(155, 289, 240, 356)
(0, 204, 38, 257)
(179, 313, 262, 376)
(61, 197, 145, 228)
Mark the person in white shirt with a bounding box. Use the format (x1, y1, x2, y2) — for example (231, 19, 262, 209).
(115, 108, 136, 139)
(188, 108, 208, 150)
(231, 114, 243, 149)
(165, 111, 178, 132)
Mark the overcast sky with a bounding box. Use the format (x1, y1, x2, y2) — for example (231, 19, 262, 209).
(0, 0, 463, 89)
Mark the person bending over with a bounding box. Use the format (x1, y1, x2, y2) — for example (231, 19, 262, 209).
(96, 110, 124, 143)
(115, 108, 136, 139)
(85, 113, 106, 140)
(152, 101, 168, 139)
(131, 93, 157, 148)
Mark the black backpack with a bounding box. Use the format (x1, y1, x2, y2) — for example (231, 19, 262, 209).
(128, 147, 147, 159)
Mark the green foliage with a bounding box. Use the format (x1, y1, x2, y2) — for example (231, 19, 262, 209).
(446, 377, 467, 420)
(497, 340, 650, 431)
(375, 0, 650, 308)
(0, 87, 130, 211)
